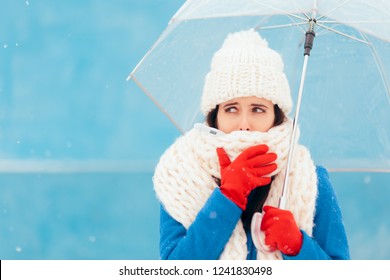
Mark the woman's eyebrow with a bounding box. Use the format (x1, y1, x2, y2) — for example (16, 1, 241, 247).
(251, 103, 269, 108)
(222, 102, 239, 108)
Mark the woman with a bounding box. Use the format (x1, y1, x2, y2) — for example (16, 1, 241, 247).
(153, 29, 350, 260)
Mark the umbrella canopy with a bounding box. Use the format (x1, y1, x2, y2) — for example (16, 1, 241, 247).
(129, 0, 390, 172)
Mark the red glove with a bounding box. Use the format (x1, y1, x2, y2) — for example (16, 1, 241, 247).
(217, 144, 277, 210)
(261, 206, 303, 256)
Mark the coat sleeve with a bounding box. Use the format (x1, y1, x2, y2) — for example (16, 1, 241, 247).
(159, 188, 242, 260)
(283, 166, 351, 260)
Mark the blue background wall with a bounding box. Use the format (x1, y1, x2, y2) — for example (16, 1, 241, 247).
(0, 0, 389, 260)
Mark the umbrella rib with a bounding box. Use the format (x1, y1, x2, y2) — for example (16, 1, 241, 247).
(285, 12, 308, 22)
(361, 33, 390, 105)
(315, 22, 369, 44)
(169, 0, 193, 23)
(302, 12, 310, 20)
(315, 23, 344, 37)
(171, 0, 307, 23)
(286, 14, 308, 33)
(256, 21, 307, 32)
(316, 0, 355, 21)
(251, 0, 308, 22)
(131, 76, 185, 134)
(319, 20, 390, 24)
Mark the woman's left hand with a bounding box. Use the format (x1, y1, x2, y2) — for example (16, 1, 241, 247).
(260, 206, 303, 256)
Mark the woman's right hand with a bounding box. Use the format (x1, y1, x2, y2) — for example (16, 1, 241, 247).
(216, 144, 277, 210)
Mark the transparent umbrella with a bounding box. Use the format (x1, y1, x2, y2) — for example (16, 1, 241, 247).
(128, 0, 390, 173)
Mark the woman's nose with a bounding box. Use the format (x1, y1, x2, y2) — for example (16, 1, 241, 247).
(239, 115, 251, 131)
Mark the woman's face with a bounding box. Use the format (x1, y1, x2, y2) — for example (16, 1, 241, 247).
(216, 96, 275, 133)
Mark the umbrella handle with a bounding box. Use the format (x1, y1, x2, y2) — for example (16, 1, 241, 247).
(251, 212, 275, 253)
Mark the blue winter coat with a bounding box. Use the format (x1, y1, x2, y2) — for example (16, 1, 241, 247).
(159, 166, 350, 260)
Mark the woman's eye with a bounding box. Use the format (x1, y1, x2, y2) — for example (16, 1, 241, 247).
(252, 107, 265, 113)
(225, 107, 237, 113)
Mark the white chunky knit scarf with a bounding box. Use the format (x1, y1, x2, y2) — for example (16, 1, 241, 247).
(153, 120, 317, 260)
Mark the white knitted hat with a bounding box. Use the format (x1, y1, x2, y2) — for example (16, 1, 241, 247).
(201, 29, 292, 116)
